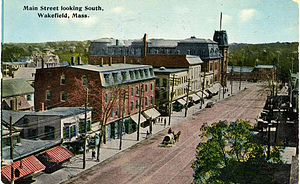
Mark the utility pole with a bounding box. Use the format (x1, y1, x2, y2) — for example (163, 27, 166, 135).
(137, 84, 144, 141)
(168, 74, 176, 126)
(185, 79, 191, 117)
(10, 116, 14, 184)
(239, 65, 242, 91)
(200, 71, 206, 109)
(231, 66, 233, 95)
(119, 89, 127, 150)
(83, 88, 88, 169)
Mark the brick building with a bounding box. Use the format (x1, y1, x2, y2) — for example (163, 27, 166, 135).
(34, 62, 157, 141)
(89, 32, 229, 85)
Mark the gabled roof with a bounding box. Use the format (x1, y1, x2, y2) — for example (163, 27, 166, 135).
(2, 78, 34, 98)
(179, 38, 217, 44)
(14, 68, 36, 81)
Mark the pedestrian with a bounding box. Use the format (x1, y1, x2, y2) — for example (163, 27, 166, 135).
(164, 118, 167, 128)
(146, 130, 149, 139)
(158, 117, 161, 123)
(92, 149, 96, 159)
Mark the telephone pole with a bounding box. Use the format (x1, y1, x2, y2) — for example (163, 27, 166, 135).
(119, 89, 127, 150)
(137, 84, 144, 141)
(83, 88, 88, 169)
(168, 74, 176, 126)
(200, 71, 206, 109)
(10, 116, 14, 184)
(185, 79, 191, 117)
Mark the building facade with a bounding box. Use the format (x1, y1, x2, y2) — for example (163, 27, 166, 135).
(34, 62, 157, 141)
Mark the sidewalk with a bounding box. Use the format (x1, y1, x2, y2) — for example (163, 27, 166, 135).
(33, 81, 252, 184)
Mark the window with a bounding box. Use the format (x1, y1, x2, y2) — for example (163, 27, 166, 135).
(136, 100, 139, 109)
(139, 70, 144, 78)
(145, 84, 148, 92)
(151, 96, 154, 105)
(105, 93, 108, 103)
(151, 83, 153, 90)
(104, 74, 110, 84)
(135, 71, 139, 79)
(131, 101, 134, 110)
(27, 94, 32, 101)
(116, 105, 119, 117)
(163, 78, 168, 87)
(82, 75, 88, 86)
(111, 109, 114, 118)
(61, 75, 66, 85)
(46, 90, 51, 101)
(149, 68, 154, 76)
(136, 86, 139, 95)
(28, 128, 38, 139)
(156, 79, 159, 87)
(61, 91, 66, 102)
(113, 73, 118, 83)
(145, 97, 148, 106)
(121, 71, 127, 81)
(144, 69, 149, 77)
(45, 126, 55, 139)
(130, 71, 134, 80)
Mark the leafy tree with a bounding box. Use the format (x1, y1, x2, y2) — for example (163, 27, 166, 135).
(66, 77, 125, 161)
(192, 120, 283, 184)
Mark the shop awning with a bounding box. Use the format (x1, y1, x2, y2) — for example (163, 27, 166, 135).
(206, 86, 219, 94)
(142, 108, 161, 119)
(177, 99, 186, 105)
(196, 92, 206, 99)
(190, 94, 201, 101)
(203, 91, 210, 98)
(130, 113, 147, 124)
(43, 146, 74, 163)
(2, 155, 45, 181)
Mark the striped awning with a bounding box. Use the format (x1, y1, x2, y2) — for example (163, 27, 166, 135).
(142, 108, 161, 119)
(43, 146, 74, 163)
(190, 94, 201, 101)
(130, 113, 147, 124)
(177, 99, 186, 105)
(2, 155, 45, 181)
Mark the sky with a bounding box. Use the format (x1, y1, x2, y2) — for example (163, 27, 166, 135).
(2, 0, 299, 43)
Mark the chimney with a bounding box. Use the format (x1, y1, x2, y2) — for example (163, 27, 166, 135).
(71, 56, 76, 65)
(100, 58, 104, 67)
(109, 57, 112, 66)
(143, 33, 148, 57)
(123, 56, 126, 64)
(77, 55, 82, 65)
(41, 57, 45, 69)
(41, 102, 44, 111)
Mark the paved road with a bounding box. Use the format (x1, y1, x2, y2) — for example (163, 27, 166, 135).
(67, 83, 268, 184)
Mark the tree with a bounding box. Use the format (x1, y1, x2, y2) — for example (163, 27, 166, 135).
(192, 120, 283, 184)
(66, 77, 125, 160)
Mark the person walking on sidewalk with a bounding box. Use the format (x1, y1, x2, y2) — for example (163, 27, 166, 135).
(164, 118, 167, 128)
(92, 149, 96, 160)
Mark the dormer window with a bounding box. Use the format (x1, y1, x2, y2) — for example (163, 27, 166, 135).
(121, 71, 127, 81)
(144, 69, 149, 77)
(112, 73, 118, 83)
(139, 70, 144, 78)
(104, 74, 110, 84)
(129, 71, 135, 80)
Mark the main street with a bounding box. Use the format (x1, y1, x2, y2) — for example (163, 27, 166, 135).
(67, 83, 268, 184)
